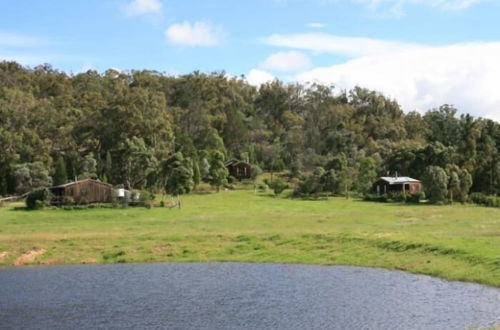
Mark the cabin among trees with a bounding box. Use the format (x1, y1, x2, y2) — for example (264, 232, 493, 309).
(373, 176, 422, 195)
(49, 179, 113, 204)
(225, 159, 252, 180)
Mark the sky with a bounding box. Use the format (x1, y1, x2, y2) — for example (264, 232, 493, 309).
(1, 0, 500, 121)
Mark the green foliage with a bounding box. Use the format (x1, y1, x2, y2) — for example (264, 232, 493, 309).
(424, 166, 449, 204)
(0, 61, 499, 198)
(136, 190, 155, 208)
(80, 153, 97, 180)
(470, 193, 500, 208)
(209, 151, 229, 191)
(363, 193, 388, 203)
(356, 157, 377, 193)
(25, 188, 52, 210)
(118, 137, 158, 189)
(250, 164, 262, 181)
(53, 155, 68, 186)
(264, 178, 288, 196)
(13, 162, 53, 194)
(389, 191, 407, 203)
(192, 160, 201, 187)
(164, 152, 194, 196)
(0, 174, 7, 196)
(294, 167, 338, 198)
(407, 192, 426, 203)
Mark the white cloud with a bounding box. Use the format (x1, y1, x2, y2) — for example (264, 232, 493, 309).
(260, 51, 311, 72)
(291, 39, 500, 121)
(246, 69, 275, 86)
(165, 21, 223, 47)
(307, 22, 326, 29)
(350, 0, 487, 16)
(124, 0, 162, 16)
(263, 33, 417, 57)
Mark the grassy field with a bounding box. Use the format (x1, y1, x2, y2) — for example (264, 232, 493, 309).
(0, 188, 499, 286)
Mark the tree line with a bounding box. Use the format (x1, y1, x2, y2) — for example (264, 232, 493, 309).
(0, 61, 498, 202)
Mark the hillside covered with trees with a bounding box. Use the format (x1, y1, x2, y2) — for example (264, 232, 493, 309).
(0, 61, 499, 202)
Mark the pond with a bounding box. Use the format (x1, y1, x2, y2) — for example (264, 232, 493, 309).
(0, 263, 498, 329)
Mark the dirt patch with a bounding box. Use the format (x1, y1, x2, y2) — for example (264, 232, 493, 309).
(374, 233, 395, 238)
(13, 248, 46, 266)
(0, 251, 8, 262)
(153, 243, 173, 256)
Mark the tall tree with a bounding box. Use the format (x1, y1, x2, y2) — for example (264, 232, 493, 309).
(209, 151, 229, 192)
(53, 155, 68, 185)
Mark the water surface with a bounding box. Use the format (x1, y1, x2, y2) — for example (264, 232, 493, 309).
(0, 263, 498, 330)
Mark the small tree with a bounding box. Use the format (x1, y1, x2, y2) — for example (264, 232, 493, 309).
(192, 160, 201, 188)
(356, 157, 377, 194)
(209, 151, 229, 192)
(165, 153, 194, 208)
(264, 178, 288, 196)
(458, 169, 473, 203)
(13, 162, 53, 194)
(53, 155, 68, 186)
(80, 153, 97, 180)
(424, 166, 448, 204)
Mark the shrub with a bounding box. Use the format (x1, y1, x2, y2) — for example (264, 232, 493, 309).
(470, 193, 487, 205)
(137, 190, 155, 208)
(250, 164, 263, 181)
(363, 193, 388, 203)
(390, 192, 407, 203)
(407, 192, 425, 204)
(469, 193, 500, 207)
(227, 175, 237, 184)
(257, 183, 268, 192)
(62, 195, 75, 205)
(26, 188, 52, 210)
(264, 178, 288, 196)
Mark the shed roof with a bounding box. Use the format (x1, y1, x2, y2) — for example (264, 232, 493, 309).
(378, 177, 421, 185)
(51, 179, 112, 189)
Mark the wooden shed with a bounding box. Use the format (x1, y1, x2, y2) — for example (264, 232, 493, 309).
(225, 159, 252, 180)
(49, 179, 113, 204)
(372, 176, 422, 195)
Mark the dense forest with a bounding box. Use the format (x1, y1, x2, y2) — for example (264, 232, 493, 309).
(0, 61, 499, 202)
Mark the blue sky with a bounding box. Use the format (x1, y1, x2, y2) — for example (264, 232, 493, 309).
(1, 0, 500, 120)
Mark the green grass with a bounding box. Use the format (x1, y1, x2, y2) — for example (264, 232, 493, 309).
(0, 189, 499, 287)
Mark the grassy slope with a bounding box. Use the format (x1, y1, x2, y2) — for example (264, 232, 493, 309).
(0, 189, 499, 286)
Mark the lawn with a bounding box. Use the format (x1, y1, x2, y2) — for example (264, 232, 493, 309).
(0, 189, 499, 287)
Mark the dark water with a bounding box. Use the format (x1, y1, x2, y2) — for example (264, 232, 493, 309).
(0, 263, 498, 330)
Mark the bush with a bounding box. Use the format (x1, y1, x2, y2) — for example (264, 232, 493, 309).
(470, 192, 487, 205)
(363, 193, 388, 203)
(469, 193, 500, 207)
(62, 195, 75, 205)
(137, 190, 155, 208)
(407, 192, 425, 203)
(26, 188, 52, 210)
(390, 192, 407, 203)
(250, 164, 263, 181)
(264, 178, 288, 196)
(227, 175, 237, 184)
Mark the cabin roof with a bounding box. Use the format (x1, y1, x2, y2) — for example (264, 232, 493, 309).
(51, 179, 112, 189)
(378, 177, 421, 185)
(224, 159, 250, 167)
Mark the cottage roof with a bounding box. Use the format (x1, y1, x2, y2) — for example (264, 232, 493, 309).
(51, 179, 111, 189)
(378, 177, 420, 184)
(224, 159, 250, 167)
